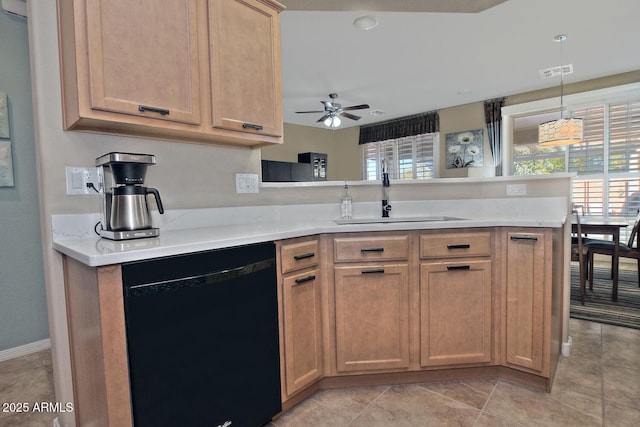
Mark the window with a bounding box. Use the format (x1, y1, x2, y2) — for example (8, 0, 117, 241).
(362, 133, 437, 181)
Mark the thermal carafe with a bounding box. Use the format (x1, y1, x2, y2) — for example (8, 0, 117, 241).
(96, 152, 164, 240)
(110, 186, 164, 231)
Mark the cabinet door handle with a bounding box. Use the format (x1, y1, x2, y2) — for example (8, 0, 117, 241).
(243, 123, 264, 131)
(295, 275, 316, 284)
(447, 265, 470, 270)
(138, 105, 170, 116)
(294, 252, 315, 260)
(361, 247, 384, 253)
(361, 269, 385, 274)
(510, 235, 538, 242)
(447, 244, 470, 249)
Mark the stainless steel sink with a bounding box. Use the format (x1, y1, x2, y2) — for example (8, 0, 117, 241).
(334, 216, 466, 225)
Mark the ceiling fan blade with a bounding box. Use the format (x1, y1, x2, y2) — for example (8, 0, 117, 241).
(340, 112, 361, 121)
(295, 110, 325, 114)
(316, 113, 331, 123)
(342, 104, 370, 111)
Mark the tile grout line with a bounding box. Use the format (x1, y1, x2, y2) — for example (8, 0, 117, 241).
(347, 385, 391, 426)
(471, 380, 498, 427)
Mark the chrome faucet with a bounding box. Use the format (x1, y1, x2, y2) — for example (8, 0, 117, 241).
(381, 160, 392, 217)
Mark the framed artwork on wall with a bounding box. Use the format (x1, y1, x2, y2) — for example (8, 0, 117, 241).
(0, 93, 14, 186)
(0, 140, 14, 187)
(0, 92, 9, 139)
(445, 129, 484, 169)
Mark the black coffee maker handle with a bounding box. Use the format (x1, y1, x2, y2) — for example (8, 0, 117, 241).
(146, 188, 164, 214)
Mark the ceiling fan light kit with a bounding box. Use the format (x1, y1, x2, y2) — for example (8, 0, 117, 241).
(538, 34, 583, 147)
(324, 115, 342, 128)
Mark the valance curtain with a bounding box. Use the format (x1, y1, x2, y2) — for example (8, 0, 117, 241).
(484, 97, 505, 176)
(359, 111, 439, 145)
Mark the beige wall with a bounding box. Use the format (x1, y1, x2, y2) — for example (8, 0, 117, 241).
(261, 123, 361, 181)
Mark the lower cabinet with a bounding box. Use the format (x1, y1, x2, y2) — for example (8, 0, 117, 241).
(281, 269, 323, 396)
(504, 229, 551, 375)
(334, 264, 410, 372)
(277, 237, 323, 400)
(420, 259, 493, 367)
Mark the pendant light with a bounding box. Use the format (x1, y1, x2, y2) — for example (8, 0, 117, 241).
(538, 34, 583, 146)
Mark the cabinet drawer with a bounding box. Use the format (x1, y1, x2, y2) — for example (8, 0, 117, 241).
(334, 235, 409, 262)
(420, 232, 491, 259)
(281, 239, 320, 274)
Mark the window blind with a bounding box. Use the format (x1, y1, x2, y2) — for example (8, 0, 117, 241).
(608, 100, 640, 173)
(362, 133, 435, 181)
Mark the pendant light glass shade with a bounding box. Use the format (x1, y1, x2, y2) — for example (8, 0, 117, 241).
(538, 117, 584, 146)
(538, 34, 583, 146)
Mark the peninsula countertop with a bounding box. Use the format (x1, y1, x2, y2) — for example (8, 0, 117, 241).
(52, 199, 567, 267)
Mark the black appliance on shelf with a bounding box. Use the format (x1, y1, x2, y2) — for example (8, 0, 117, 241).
(261, 159, 312, 182)
(122, 242, 281, 426)
(298, 152, 327, 181)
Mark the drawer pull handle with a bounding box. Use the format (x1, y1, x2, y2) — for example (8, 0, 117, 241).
(242, 123, 264, 131)
(361, 269, 385, 274)
(295, 275, 316, 284)
(447, 244, 471, 249)
(510, 236, 538, 242)
(138, 105, 170, 116)
(294, 252, 315, 260)
(361, 247, 385, 253)
(447, 265, 470, 270)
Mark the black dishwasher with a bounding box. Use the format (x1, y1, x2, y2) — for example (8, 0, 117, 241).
(122, 242, 281, 427)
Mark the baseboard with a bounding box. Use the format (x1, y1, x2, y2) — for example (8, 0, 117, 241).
(0, 338, 51, 362)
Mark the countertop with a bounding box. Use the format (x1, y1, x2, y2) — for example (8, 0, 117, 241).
(52, 199, 567, 267)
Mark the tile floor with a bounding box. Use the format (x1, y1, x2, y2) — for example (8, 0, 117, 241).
(1, 318, 638, 426)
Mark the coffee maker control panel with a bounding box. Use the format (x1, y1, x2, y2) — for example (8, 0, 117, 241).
(96, 152, 156, 166)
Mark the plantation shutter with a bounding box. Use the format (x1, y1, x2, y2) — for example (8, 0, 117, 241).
(568, 106, 605, 175)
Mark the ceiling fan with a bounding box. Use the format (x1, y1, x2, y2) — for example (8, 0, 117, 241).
(295, 93, 370, 128)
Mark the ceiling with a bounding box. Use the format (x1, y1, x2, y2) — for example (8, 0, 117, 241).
(279, 0, 640, 130)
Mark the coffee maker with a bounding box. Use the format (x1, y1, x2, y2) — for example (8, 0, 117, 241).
(96, 152, 164, 240)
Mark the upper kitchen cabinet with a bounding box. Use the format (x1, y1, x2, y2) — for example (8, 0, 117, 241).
(56, 0, 285, 148)
(208, 0, 284, 137)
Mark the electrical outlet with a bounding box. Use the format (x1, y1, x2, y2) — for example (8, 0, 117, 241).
(65, 166, 103, 195)
(506, 183, 527, 196)
(235, 173, 259, 193)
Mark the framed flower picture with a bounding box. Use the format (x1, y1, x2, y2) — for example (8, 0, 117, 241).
(445, 129, 484, 169)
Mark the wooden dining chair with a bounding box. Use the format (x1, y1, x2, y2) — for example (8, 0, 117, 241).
(571, 207, 589, 304)
(586, 209, 640, 293)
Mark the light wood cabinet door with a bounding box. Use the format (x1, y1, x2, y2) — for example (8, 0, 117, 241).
(334, 264, 410, 372)
(282, 269, 323, 396)
(85, 0, 201, 125)
(420, 260, 493, 367)
(208, 0, 283, 137)
(504, 231, 549, 374)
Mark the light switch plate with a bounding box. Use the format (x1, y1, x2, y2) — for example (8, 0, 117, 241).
(235, 173, 259, 193)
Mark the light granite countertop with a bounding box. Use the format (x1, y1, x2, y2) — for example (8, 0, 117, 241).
(52, 198, 568, 267)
